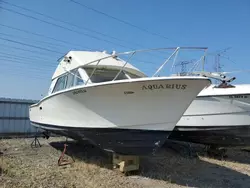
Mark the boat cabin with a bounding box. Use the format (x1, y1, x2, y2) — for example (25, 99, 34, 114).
(48, 50, 146, 95)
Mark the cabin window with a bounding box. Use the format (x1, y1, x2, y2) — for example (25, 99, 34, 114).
(48, 79, 57, 95)
(125, 72, 141, 79)
(65, 73, 75, 88)
(84, 68, 128, 83)
(53, 75, 67, 92)
(75, 71, 84, 85)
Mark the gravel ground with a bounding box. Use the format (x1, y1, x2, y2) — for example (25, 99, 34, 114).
(1, 137, 250, 188)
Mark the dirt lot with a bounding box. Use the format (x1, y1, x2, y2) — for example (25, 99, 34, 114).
(1, 137, 250, 188)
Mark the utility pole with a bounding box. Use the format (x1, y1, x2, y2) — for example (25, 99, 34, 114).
(209, 47, 231, 83)
(174, 60, 193, 75)
(213, 47, 231, 73)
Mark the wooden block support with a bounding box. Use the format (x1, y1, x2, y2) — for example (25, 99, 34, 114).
(112, 153, 140, 173)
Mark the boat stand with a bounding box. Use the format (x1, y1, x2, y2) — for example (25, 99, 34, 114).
(31, 129, 41, 148)
(205, 145, 227, 158)
(164, 140, 198, 158)
(58, 142, 75, 166)
(112, 153, 140, 174)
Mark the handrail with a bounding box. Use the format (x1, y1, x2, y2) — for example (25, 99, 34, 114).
(82, 47, 208, 67)
(170, 48, 180, 73)
(112, 51, 136, 81)
(202, 49, 207, 71)
(187, 56, 204, 73)
(153, 47, 180, 77)
(85, 60, 101, 85)
(59, 47, 208, 84)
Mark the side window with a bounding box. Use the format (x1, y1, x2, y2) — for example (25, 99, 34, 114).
(53, 75, 67, 93)
(48, 79, 57, 95)
(66, 73, 75, 88)
(125, 71, 141, 78)
(75, 71, 84, 86)
(83, 68, 127, 83)
(52, 70, 85, 93)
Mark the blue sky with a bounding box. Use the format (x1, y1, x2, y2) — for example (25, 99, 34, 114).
(0, 0, 249, 99)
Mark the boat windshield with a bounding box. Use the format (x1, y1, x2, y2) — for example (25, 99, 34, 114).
(84, 67, 141, 83)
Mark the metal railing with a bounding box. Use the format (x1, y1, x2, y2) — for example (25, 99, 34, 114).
(66, 47, 209, 85)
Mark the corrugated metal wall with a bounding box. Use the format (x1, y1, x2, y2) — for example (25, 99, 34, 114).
(0, 98, 39, 137)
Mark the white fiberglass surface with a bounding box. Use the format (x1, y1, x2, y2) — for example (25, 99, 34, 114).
(177, 94, 250, 127)
(30, 77, 210, 131)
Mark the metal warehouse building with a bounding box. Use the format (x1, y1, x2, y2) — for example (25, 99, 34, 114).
(0, 97, 39, 137)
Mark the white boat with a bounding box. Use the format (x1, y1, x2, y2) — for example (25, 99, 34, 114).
(29, 48, 211, 155)
(169, 72, 250, 147)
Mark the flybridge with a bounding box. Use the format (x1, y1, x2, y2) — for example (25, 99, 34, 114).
(53, 47, 209, 82)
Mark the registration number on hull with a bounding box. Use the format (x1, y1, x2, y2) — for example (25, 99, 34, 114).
(72, 89, 86, 95)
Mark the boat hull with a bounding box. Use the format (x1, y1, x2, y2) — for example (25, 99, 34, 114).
(30, 77, 210, 155)
(169, 125, 250, 147)
(170, 90, 250, 147)
(31, 122, 171, 155)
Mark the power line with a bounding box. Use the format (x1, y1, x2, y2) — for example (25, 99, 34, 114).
(0, 42, 157, 69)
(0, 58, 54, 72)
(0, 72, 50, 80)
(0, 40, 156, 66)
(1, 0, 144, 48)
(0, 30, 163, 68)
(0, 56, 56, 69)
(220, 55, 237, 64)
(0, 35, 158, 67)
(0, 31, 161, 66)
(0, 32, 66, 49)
(0, 43, 58, 58)
(69, 0, 179, 44)
(0, 23, 92, 50)
(0, 2, 178, 61)
(0, 62, 55, 82)
(0, 48, 158, 74)
(0, 56, 155, 78)
(0, 37, 64, 54)
(0, 6, 131, 49)
(0, 24, 168, 62)
(0, 53, 55, 66)
(0, 23, 163, 62)
(3, 0, 178, 55)
(0, 2, 188, 79)
(0, 68, 51, 80)
(0, 47, 57, 62)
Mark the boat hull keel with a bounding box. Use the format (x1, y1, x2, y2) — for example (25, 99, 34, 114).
(32, 122, 170, 155)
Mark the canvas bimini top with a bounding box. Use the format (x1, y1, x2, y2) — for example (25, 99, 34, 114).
(52, 50, 147, 80)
